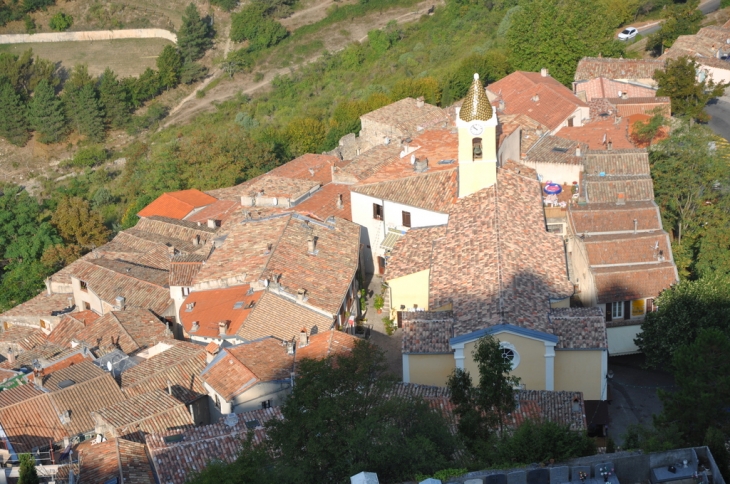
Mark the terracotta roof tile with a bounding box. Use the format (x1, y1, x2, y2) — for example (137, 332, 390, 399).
(524, 135, 586, 165)
(69, 439, 155, 484)
(401, 311, 454, 353)
(138, 190, 218, 219)
(295, 329, 358, 360)
(146, 407, 283, 484)
(201, 337, 293, 401)
(47, 316, 88, 348)
(569, 201, 662, 234)
(332, 144, 403, 184)
(236, 291, 334, 342)
(594, 262, 678, 302)
(269, 153, 340, 184)
(573, 78, 658, 102)
(0, 384, 43, 409)
(583, 232, 672, 266)
(0, 326, 48, 351)
(94, 390, 194, 442)
(294, 183, 353, 222)
(487, 72, 586, 131)
(385, 225, 446, 280)
(0, 343, 69, 371)
(360, 97, 451, 138)
(353, 169, 458, 213)
(583, 175, 655, 203)
(169, 255, 207, 287)
(120, 342, 207, 404)
(179, 286, 263, 338)
(42, 360, 106, 391)
(574, 57, 665, 81)
(184, 199, 240, 224)
(0, 292, 74, 319)
(0, 392, 68, 452)
(556, 119, 635, 150)
(549, 307, 607, 349)
(498, 113, 550, 156)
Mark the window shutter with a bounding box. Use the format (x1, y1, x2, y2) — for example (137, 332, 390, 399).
(402, 211, 411, 227)
(397, 311, 403, 328)
(647, 298, 655, 312)
(624, 300, 631, 320)
(605, 303, 612, 322)
(373, 203, 378, 219)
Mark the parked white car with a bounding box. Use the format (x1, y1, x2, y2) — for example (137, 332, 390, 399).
(618, 27, 638, 40)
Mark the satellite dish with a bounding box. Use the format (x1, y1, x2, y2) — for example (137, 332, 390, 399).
(106, 361, 113, 372)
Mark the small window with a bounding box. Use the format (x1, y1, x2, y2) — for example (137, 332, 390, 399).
(261, 400, 271, 409)
(499, 342, 520, 370)
(80, 281, 88, 292)
(647, 298, 656, 313)
(567, 117, 574, 127)
(373, 203, 383, 221)
(611, 301, 623, 319)
(83, 302, 91, 311)
(402, 211, 411, 228)
(214, 395, 221, 409)
(547, 224, 563, 234)
(182, 287, 190, 297)
(502, 347, 515, 363)
(472, 138, 483, 160)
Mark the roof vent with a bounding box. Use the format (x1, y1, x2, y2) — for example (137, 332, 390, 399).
(552, 147, 569, 153)
(437, 159, 455, 165)
(307, 235, 317, 255)
(58, 379, 75, 389)
(297, 288, 307, 302)
(191, 321, 200, 333)
(616, 192, 626, 206)
(185, 302, 195, 312)
(414, 158, 428, 173)
(531, 94, 539, 102)
(245, 419, 260, 430)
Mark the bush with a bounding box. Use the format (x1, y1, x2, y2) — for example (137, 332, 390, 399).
(373, 294, 384, 310)
(126, 104, 169, 135)
(49, 12, 73, 31)
(493, 420, 596, 466)
(24, 15, 36, 33)
(230, 5, 288, 50)
(210, 0, 238, 11)
(382, 316, 396, 335)
(66, 145, 107, 168)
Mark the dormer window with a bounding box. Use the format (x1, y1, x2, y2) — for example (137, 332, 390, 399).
(472, 138, 483, 160)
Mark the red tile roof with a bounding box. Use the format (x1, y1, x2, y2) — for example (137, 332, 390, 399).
(385, 225, 446, 280)
(68, 439, 155, 484)
(583, 232, 672, 266)
(269, 153, 340, 184)
(0, 292, 74, 319)
(569, 201, 663, 234)
(574, 57, 664, 81)
(353, 169, 458, 213)
(295, 329, 358, 360)
(179, 286, 263, 338)
(138, 190, 218, 219)
(360, 97, 451, 139)
(200, 337, 293, 401)
(557, 118, 635, 150)
(0, 325, 48, 351)
(184, 199, 240, 224)
(72, 309, 171, 356)
(0, 384, 43, 409)
(295, 183, 353, 222)
(573, 77, 658, 102)
(42, 360, 106, 391)
(594, 262, 678, 303)
(488, 71, 587, 131)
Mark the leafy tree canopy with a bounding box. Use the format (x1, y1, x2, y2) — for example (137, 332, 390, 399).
(51, 196, 111, 248)
(49, 12, 73, 31)
(646, 1, 703, 55)
(655, 56, 728, 123)
(178, 3, 213, 61)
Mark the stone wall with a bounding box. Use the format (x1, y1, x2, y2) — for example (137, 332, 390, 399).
(0, 28, 176, 44)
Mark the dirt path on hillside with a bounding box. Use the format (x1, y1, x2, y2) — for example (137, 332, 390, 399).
(163, 0, 442, 127)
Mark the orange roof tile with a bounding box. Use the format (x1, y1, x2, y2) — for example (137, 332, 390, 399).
(179, 286, 264, 338)
(184, 199, 239, 224)
(295, 184, 352, 222)
(296, 329, 358, 360)
(556, 118, 635, 150)
(138, 190, 218, 219)
(269, 153, 340, 184)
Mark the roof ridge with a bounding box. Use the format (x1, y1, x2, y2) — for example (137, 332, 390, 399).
(110, 311, 143, 350)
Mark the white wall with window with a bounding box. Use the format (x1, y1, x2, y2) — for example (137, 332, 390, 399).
(350, 191, 449, 275)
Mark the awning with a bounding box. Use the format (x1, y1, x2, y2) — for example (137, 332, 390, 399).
(380, 229, 405, 251)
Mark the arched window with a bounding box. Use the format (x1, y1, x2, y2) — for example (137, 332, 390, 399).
(499, 341, 520, 370)
(472, 138, 483, 160)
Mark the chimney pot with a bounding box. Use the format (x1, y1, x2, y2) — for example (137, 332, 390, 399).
(192, 235, 200, 246)
(297, 288, 307, 302)
(540, 67, 548, 77)
(299, 328, 308, 347)
(575, 146, 581, 157)
(218, 321, 228, 336)
(336, 194, 343, 210)
(7, 347, 14, 365)
(416, 96, 425, 108)
(307, 235, 316, 254)
(414, 158, 428, 173)
(207, 219, 218, 229)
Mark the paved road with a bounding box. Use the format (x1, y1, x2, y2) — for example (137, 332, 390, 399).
(636, 0, 720, 36)
(706, 96, 730, 141)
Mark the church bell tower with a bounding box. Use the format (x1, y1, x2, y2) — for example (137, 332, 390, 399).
(457, 73, 498, 198)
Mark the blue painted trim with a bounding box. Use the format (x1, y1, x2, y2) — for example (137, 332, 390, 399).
(449, 324, 559, 346)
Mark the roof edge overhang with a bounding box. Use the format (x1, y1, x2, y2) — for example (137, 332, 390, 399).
(449, 323, 558, 347)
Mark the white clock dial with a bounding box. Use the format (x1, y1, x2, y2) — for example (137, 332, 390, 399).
(470, 124, 483, 135)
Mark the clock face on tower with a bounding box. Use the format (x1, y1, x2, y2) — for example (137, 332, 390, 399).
(470, 123, 483, 136)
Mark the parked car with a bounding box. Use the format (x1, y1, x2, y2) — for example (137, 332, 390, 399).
(618, 27, 638, 40)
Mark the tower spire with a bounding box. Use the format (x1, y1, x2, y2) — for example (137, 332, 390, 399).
(459, 73, 493, 122)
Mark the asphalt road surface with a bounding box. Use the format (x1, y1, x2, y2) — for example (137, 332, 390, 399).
(637, 0, 721, 36)
(706, 97, 730, 141)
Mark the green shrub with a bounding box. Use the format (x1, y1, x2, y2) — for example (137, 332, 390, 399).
(230, 5, 288, 50)
(210, 0, 237, 11)
(23, 15, 36, 33)
(373, 294, 384, 310)
(67, 145, 107, 168)
(49, 12, 73, 31)
(382, 316, 396, 336)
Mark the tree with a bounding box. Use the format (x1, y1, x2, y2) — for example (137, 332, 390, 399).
(230, 5, 288, 51)
(51, 197, 110, 248)
(646, 1, 703, 56)
(180, 60, 208, 84)
(655, 56, 728, 123)
(210, 0, 238, 11)
(507, 0, 625, 85)
(447, 334, 520, 454)
(72, 83, 105, 141)
(18, 453, 39, 484)
(629, 110, 665, 147)
(0, 81, 30, 146)
(28, 78, 66, 144)
(157, 45, 183, 90)
(391, 77, 442, 105)
(49, 12, 73, 31)
(0, 49, 59, 98)
(635, 275, 730, 369)
(285, 118, 326, 156)
(655, 329, 730, 446)
(266, 341, 456, 483)
(178, 3, 212, 61)
(98, 68, 130, 129)
(494, 420, 596, 466)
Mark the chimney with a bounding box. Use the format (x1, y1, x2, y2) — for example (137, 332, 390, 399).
(621, 92, 628, 100)
(167, 379, 173, 396)
(191, 321, 200, 333)
(307, 235, 316, 254)
(336, 193, 343, 210)
(616, 192, 626, 205)
(299, 328, 308, 348)
(541, 67, 548, 77)
(45, 277, 52, 296)
(414, 158, 428, 173)
(192, 235, 200, 246)
(498, 99, 505, 111)
(115, 296, 126, 310)
(634, 218, 638, 234)
(218, 321, 228, 336)
(189, 404, 195, 421)
(575, 146, 581, 157)
(607, 140, 613, 150)
(297, 288, 307, 302)
(206, 344, 219, 363)
(207, 219, 218, 229)
(308, 168, 315, 176)
(6, 347, 14, 365)
(416, 96, 425, 108)
(167, 245, 176, 256)
(531, 94, 539, 102)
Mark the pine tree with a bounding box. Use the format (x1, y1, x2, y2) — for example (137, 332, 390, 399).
(73, 83, 105, 142)
(178, 3, 212, 61)
(98, 68, 130, 129)
(28, 78, 66, 144)
(156, 45, 183, 90)
(0, 82, 30, 146)
(18, 454, 39, 484)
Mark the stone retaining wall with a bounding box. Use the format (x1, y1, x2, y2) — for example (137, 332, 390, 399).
(0, 28, 176, 44)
